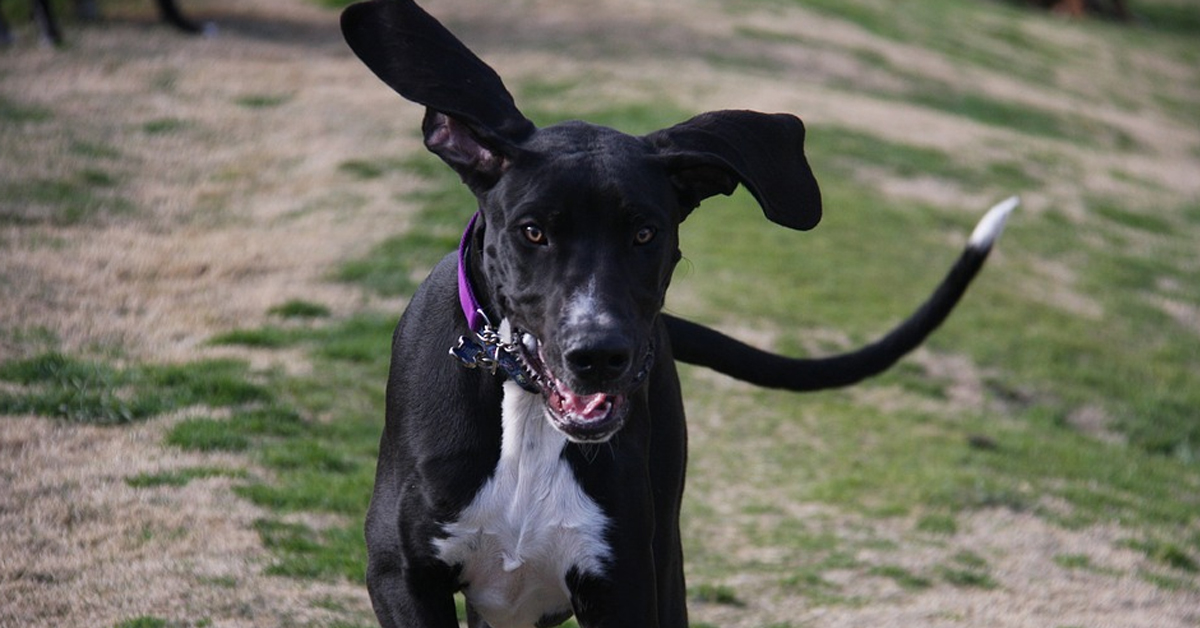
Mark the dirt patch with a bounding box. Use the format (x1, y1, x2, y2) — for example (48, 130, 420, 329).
(687, 507, 1200, 628)
(1, 0, 419, 362)
(0, 414, 371, 628)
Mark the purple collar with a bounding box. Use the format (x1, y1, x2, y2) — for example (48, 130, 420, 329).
(451, 212, 541, 393)
(457, 211, 485, 331)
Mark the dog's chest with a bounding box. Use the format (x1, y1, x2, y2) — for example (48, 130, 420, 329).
(434, 382, 611, 628)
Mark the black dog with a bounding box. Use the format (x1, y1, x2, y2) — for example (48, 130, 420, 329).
(0, 0, 207, 46)
(341, 1, 1016, 626)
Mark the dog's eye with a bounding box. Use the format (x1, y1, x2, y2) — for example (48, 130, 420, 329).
(522, 225, 548, 246)
(634, 226, 657, 246)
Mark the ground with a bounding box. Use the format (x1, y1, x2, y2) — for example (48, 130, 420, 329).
(2, 0, 1199, 627)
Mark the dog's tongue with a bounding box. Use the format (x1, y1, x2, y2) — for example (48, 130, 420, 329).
(560, 390, 612, 422)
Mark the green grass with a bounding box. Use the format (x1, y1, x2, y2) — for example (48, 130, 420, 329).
(254, 518, 367, 582)
(112, 618, 169, 628)
(1053, 553, 1091, 569)
(268, 300, 332, 319)
(1052, 552, 1122, 576)
(0, 95, 54, 123)
(234, 94, 292, 109)
(1090, 199, 1175, 235)
(141, 117, 192, 135)
(0, 174, 136, 225)
(0, 353, 272, 424)
(1121, 538, 1199, 573)
(1139, 569, 1195, 592)
(161, 315, 389, 584)
(869, 564, 933, 591)
(309, 0, 359, 9)
(208, 327, 294, 349)
(69, 140, 123, 160)
(915, 513, 959, 535)
(167, 417, 253, 452)
(337, 157, 410, 181)
(0, 315, 390, 591)
(336, 155, 471, 296)
(690, 583, 747, 607)
(125, 467, 245, 488)
(805, 124, 1042, 198)
(1137, 2, 1200, 39)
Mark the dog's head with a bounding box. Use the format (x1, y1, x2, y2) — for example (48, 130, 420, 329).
(342, 0, 821, 443)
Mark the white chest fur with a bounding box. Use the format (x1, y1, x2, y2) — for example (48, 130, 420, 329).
(433, 380, 611, 628)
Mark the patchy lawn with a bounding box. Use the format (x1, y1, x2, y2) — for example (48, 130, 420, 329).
(2, 0, 1198, 627)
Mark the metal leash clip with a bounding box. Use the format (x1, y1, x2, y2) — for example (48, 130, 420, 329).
(449, 313, 541, 393)
(449, 332, 496, 372)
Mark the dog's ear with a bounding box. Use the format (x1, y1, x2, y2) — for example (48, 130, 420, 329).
(341, 0, 535, 190)
(646, 110, 822, 230)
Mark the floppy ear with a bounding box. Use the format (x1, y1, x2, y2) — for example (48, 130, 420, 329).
(341, 0, 536, 190)
(646, 110, 822, 230)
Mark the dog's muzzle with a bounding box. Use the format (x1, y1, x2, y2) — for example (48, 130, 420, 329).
(513, 331, 653, 443)
(450, 321, 653, 443)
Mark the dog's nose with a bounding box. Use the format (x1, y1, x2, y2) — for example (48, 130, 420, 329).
(565, 339, 633, 386)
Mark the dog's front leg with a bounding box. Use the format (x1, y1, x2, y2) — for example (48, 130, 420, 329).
(366, 562, 460, 628)
(365, 479, 463, 628)
(569, 549, 659, 627)
(564, 432, 665, 627)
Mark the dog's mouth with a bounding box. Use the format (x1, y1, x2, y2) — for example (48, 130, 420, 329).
(512, 331, 653, 443)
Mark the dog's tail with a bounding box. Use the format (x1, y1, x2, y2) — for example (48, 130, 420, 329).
(665, 196, 1018, 391)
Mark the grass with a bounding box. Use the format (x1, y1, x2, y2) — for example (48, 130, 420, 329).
(234, 94, 292, 109)
(335, 155, 472, 296)
(904, 88, 1138, 150)
(0, 353, 272, 424)
(691, 583, 747, 607)
(868, 564, 933, 591)
(112, 618, 169, 628)
(268, 299, 332, 319)
(337, 157, 410, 181)
(806, 124, 1042, 197)
(141, 117, 193, 135)
(0, 92, 135, 225)
(124, 466, 245, 488)
(254, 518, 367, 582)
(157, 316, 389, 588)
(2, 0, 1199, 623)
(0, 174, 136, 226)
(915, 513, 959, 535)
(1121, 538, 1199, 574)
(0, 95, 54, 123)
(0, 315, 390, 599)
(12, 56, 1199, 624)
(942, 550, 994, 585)
(167, 417, 254, 452)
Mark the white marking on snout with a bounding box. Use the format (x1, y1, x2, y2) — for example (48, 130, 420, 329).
(564, 277, 615, 330)
(434, 373, 611, 628)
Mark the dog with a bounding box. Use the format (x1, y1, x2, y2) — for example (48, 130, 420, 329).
(0, 0, 208, 46)
(340, 1, 1016, 626)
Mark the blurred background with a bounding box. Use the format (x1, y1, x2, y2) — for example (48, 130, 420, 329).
(1, 1, 1198, 627)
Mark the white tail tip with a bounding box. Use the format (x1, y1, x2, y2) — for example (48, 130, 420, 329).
(968, 196, 1019, 250)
